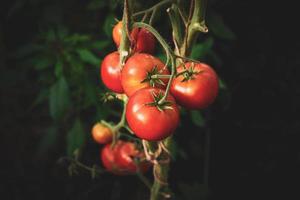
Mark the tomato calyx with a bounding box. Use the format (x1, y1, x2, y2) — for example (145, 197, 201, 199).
(177, 63, 204, 82)
(145, 90, 174, 112)
(140, 65, 166, 87)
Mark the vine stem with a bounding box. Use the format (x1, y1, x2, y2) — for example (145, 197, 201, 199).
(133, 0, 173, 17)
(132, 22, 176, 105)
(112, 96, 128, 147)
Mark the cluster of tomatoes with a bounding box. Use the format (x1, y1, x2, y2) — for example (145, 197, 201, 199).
(92, 21, 219, 175)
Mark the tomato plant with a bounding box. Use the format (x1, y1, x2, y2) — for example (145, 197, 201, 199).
(171, 62, 219, 109)
(121, 53, 169, 96)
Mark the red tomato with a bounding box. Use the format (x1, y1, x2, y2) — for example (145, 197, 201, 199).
(126, 88, 179, 141)
(121, 53, 169, 97)
(91, 123, 113, 144)
(131, 28, 155, 54)
(100, 51, 123, 93)
(101, 141, 125, 175)
(112, 21, 155, 54)
(115, 141, 151, 174)
(170, 62, 219, 109)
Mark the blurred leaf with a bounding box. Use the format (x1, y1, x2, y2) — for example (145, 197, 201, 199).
(13, 44, 43, 59)
(33, 56, 52, 70)
(190, 37, 214, 60)
(7, 0, 26, 18)
(207, 12, 236, 40)
(67, 118, 86, 156)
(91, 40, 110, 51)
(36, 126, 58, 155)
(65, 34, 90, 45)
(56, 25, 69, 40)
(32, 88, 49, 107)
(49, 76, 70, 120)
(54, 59, 63, 77)
(103, 14, 116, 37)
(219, 78, 227, 90)
(190, 111, 205, 127)
(178, 183, 209, 200)
(45, 29, 56, 42)
(87, 0, 107, 10)
(77, 49, 100, 65)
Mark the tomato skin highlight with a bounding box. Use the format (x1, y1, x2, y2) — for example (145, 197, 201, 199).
(126, 88, 180, 141)
(121, 53, 169, 97)
(91, 123, 113, 144)
(170, 62, 219, 109)
(112, 22, 155, 54)
(115, 142, 151, 174)
(100, 51, 124, 93)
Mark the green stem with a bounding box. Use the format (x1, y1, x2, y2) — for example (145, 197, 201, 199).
(132, 22, 176, 105)
(180, 0, 208, 57)
(133, 0, 173, 17)
(119, 0, 132, 66)
(112, 97, 128, 146)
(151, 74, 171, 79)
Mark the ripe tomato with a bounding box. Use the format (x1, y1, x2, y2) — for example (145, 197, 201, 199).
(126, 88, 179, 141)
(100, 51, 123, 93)
(101, 141, 125, 175)
(112, 21, 155, 54)
(91, 123, 113, 144)
(170, 62, 219, 109)
(115, 141, 150, 174)
(121, 53, 169, 97)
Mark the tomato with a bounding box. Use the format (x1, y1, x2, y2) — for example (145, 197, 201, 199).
(170, 62, 219, 109)
(126, 88, 179, 141)
(112, 21, 155, 54)
(91, 123, 113, 144)
(131, 28, 155, 54)
(115, 141, 150, 174)
(121, 53, 169, 97)
(101, 140, 150, 175)
(100, 51, 123, 93)
(101, 141, 125, 175)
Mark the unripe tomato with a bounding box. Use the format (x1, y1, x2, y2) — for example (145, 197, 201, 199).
(91, 123, 113, 144)
(100, 51, 123, 93)
(170, 62, 219, 109)
(126, 88, 179, 141)
(121, 53, 169, 97)
(115, 141, 151, 174)
(112, 21, 155, 54)
(101, 141, 125, 175)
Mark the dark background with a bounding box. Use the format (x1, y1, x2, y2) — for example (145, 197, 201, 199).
(1, 0, 299, 200)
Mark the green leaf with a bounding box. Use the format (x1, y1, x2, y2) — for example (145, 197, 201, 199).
(87, 0, 107, 10)
(77, 49, 100, 65)
(32, 88, 49, 107)
(67, 119, 86, 156)
(36, 126, 58, 155)
(49, 76, 70, 120)
(190, 111, 205, 127)
(207, 12, 236, 40)
(91, 40, 110, 50)
(103, 14, 116, 37)
(54, 59, 63, 78)
(190, 37, 214, 60)
(219, 78, 227, 90)
(33, 56, 52, 70)
(12, 44, 43, 59)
